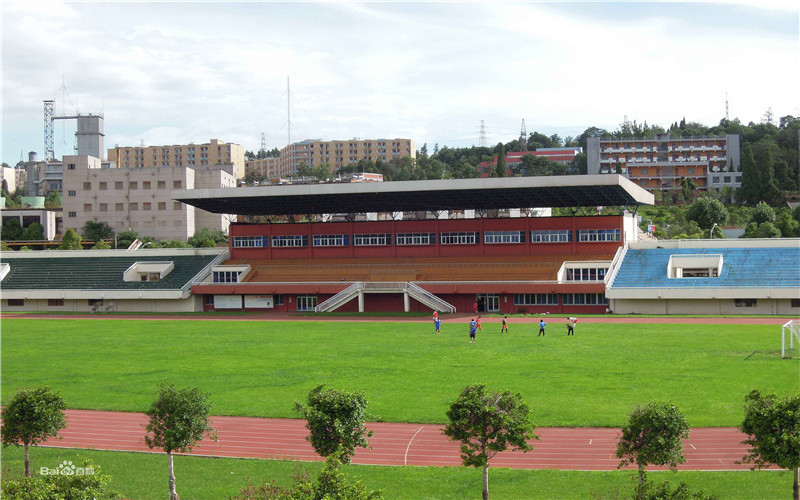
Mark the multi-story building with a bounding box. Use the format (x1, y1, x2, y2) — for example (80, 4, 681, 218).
(478, 147, 583, 177)
(587, 134, 741, 195)
(61, 154, 236, 241)
(245, 138, 416, 179)
(108, 139, 246, 179)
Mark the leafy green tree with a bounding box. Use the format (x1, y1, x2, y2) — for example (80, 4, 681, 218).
(83, 221, 114, 243)
(294, 385, 373, 464)
(58, 228, 83, 250)
(758, 148, 782, 205)
(188, 228, 227, 248)
(633, 476, 718, 500)
(116, 230, 139, 249)
(45, 191, 61, 209)
(494, 143, 506, 178)
(92, 239, 112, 250)
(740, 389, 800, 500)
(616, 401, 689, 488)
(737, 143, 761, 205)
(20, 223, 44, 240)
(1, 387, 68, 476)
(743, 221, 782, 238)
(750, 201, 776, 225)
(775, 209, 800, 237)
(145, 382, 217, 500)
(162, 239, 191, 248)
(2, 458, 117, 499)
(2, 218, 23, 241)
(1, 178, 9, 197)
(443, 384, 538, 500)
(685, 196, 728, 230)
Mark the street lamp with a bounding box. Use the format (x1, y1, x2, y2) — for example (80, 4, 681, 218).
(710, 223, 718, 239)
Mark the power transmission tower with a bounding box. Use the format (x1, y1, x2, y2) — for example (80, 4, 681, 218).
(725, 92, 729, 120)
(260, 132, 267, 154)
(519, 119, 527, 151)
(43, 100, 55, 160)
(478, 120, 488, 148)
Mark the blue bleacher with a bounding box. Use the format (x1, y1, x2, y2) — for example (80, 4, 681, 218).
(610, 246, 800, 289)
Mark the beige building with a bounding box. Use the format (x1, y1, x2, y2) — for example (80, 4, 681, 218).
(62, 155, 236, 241)
(246, 138, 416, 179)
(108, 139, 246, 179)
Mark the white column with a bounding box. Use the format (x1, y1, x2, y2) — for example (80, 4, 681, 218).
(404, 291, 410, 312)
(358, 291, 364, 313)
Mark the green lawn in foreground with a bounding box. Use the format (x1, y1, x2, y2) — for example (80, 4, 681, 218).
(1, 319, 796, 427)
(1, 446, 791, 500)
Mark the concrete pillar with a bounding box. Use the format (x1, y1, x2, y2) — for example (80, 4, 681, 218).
(358, 291, 365, 313)
(404, 291, 410, 312)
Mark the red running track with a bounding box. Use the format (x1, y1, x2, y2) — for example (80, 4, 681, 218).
(41, 409, 756, 471)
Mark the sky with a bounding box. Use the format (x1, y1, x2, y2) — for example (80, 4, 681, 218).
(1, 1, 798, 166)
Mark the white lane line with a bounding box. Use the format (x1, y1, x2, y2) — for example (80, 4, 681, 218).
(404, 426, 425, 466)
(690, 444, 696, 450)
(589, 439, 592, 445)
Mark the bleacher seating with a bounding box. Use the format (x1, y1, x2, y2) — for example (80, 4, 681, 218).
(610, 247, 800, 289)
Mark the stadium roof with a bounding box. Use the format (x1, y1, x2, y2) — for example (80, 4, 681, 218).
(173, 174, 654, 216)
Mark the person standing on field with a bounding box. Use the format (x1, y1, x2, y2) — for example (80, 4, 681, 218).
(538, 319, 547, 337)
(469, 318, 477, 343)
(476, 315, 482, 331)
(434, 317, 442, 334)
(501, 316, 508, 333)
(566, 317, 577, 335)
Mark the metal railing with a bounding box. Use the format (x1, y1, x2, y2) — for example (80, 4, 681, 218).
(314, 282, 364, 312)
(407, 282, 456, 313)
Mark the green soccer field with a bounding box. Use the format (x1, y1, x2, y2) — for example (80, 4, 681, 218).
(1, 318, 796, 427)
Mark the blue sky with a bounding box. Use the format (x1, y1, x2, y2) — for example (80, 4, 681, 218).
(1, 1, 798, 166)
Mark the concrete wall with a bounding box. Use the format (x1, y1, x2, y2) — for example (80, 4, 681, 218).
(610, 298, 800, 316)
(2, 295, 203, 313)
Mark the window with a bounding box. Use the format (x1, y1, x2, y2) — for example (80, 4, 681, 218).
(396, 233, 435, 245)
(67, 164, 75, 170)
(484, 231, 524, 244)
(116, 203, 124, 211)
(213, 271, 240, 283)
(130, 203, 138, 211)
(83, 182, 92, 190)
(143, 181, 151, 189)
(173, 181, 182, 189)
(143, 202, 151, 211)
(734, 299, 757, 308)
(687, 167, 695, 174)
(173, 202, 182, 210)
(296, 295, 317, 311)
(562, 293, 608, 305)
(158, 202, 166, 210)
(99, 182, 107, 190)
(274, 295, 284, 306)
(439, 232, 478, 245)
(84, 203, 92, 212)
(8, 299, 24, 306)
(271, 235, 308, 247)
(514, 293, 558, 305)
(791, 299, 800, 308)
(313, 234, 348, 247)
(130, 182, 138, 189)
(158, 181, 166, 189)
(232, 236, 265, 248)
(68, 211, 76, 217)
(48, 299, 64, 307)
(68, 190, 77, 196)
(578, 229, 621, 242)
(115, 181, 124, 190)
(531, 230, 570, 243)
(99, 203, 108, 212)
(354, 233, 391, 246)
(565, 268, 608, 281)
(641, 168, 648, 175)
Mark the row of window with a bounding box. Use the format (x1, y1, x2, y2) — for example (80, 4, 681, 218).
(67, 202, 183, 217)
(513, 293, 609, 306)
(76, 180, 183, 191)
(565, 268, 607, 281)
(231, 229, 619, 248)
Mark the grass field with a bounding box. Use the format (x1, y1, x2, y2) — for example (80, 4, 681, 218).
(1, 318, 796, 427)
(1, 446, 793, 500)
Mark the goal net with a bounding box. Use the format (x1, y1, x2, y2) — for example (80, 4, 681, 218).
(781, 320, 800, 359)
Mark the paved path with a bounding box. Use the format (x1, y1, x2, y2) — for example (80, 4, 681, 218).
(42, 409, 756, 471)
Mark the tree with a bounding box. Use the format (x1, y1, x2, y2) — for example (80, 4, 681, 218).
(750, 201, 776, 225)
(145, 382, 217, 500)
(45, 191, 61, 209)
(58, 228, 83, 250)
(1, 218, 23, 241)
(494, 143, 506, 178)
(188, 228, 227, 248)
(83, 221, 114, 243)
(92, 239, 112, 250)
(685, 196, 728, 230)
(738, 143, 761, 205)
(443, 384, 538, 500)
(20, 222, 44, 240)
(743, 221, 782, 238)
(616, 401, 689, 489)
(1, 458, 116, 499)
(758, 148, 782, 205)
(294, 385, 373, 464)
(116, 230, 139, 249)
(740, 389, 800, 500)
(1, 386, 68, 476)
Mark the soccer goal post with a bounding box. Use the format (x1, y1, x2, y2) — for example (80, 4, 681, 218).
(781, 320, 800, 359)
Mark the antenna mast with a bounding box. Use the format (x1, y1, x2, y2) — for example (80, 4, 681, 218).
(725, 92, 729, 120)
(519, 119, 527, 151)
(287, 76, 294, 174)
(260, 132, 267, 154)
(44, 100, 55, 160)
(478, 120, 488, 148)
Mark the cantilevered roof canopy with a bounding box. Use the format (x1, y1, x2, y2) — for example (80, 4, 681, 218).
(173, 175, 653, 216)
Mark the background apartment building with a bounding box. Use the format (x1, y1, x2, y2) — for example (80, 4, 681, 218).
(246, 138, 416, 179)
(587, 134, 741, 194)
(478, 147, 583, 177)
(108, 139, 246, 179)
(62, 155, 236, 241)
